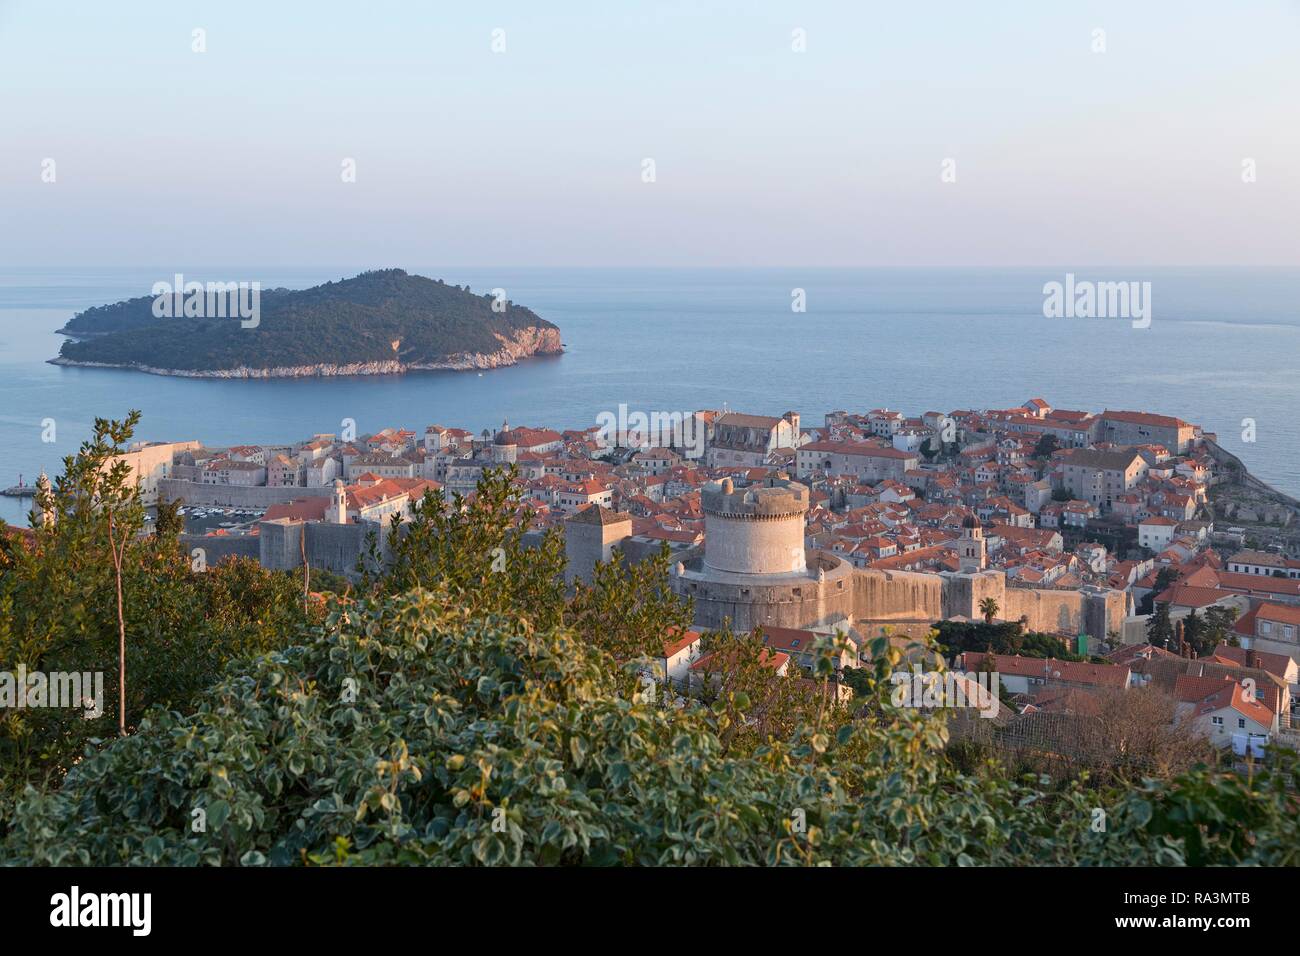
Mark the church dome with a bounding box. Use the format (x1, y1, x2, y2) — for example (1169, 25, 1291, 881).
(494, 421, 518, 446)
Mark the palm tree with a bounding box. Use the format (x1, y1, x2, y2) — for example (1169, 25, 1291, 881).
(979, 597, 999, 625)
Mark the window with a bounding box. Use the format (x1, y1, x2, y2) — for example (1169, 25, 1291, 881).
(1211, 716, 1223, 726)
(1238, 718, 1246, 729)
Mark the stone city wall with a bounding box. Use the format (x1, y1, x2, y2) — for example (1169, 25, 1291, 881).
(158, 478, 332, 509)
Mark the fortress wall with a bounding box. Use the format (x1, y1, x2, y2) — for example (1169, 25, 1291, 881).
(940, 572, 1006, 621)
(851, 568, 1127, 642)
(306, 521, 380, 577)
(178, 533, 259, 567)
(999, 587, 1125, 640)
(853, 569, 945, 622)
(1088, 589, 1131, 640)
(673, 573, 854, 632)
(1001, 587, 1087, 636)
(255, 519, 382, 578)
(159, 478, 333, 509)
(258, 520, 304, 572)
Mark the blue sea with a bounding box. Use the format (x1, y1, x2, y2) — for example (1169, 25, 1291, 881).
(2, 266, 1298, 526)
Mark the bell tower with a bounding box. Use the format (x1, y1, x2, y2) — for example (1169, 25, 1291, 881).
(959, 516, 986, 572)
(35, 471, 54, 528)
(330, 478, 348, 524)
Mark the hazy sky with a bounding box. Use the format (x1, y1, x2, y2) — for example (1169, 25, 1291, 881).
(1, 1, 1297, 268)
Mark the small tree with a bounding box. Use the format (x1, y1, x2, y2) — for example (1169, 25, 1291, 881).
(979, 597, 999, 625)
(1139, 566, 1180, 615)
(1147, 602, 1174, 648)
(36, 412, 146, 736)
(1203, 605, 1240, 649)
(1034, 434, 1060, 459)
(1182, 608, 1207, 656)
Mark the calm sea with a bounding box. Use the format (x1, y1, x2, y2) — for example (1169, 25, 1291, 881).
(2, 266, 1298, 526)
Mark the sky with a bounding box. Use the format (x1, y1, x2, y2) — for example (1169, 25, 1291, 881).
(1, 0, 1297, 268)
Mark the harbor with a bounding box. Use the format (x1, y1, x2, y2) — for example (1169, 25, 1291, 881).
(2, 476, 35, 498)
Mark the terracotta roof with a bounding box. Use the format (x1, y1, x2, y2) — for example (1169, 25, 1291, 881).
(758, 626, 819, 654)
(1210, 642, 1293, 679)
(1178, 676, 1273, 726)
(963, 652, 1129, 689)
(715, 412, 783, 429)
(1155, 584, 1235, 609)
(690, 648, 789, 673)
(662, 628, 702, 659)
(1103, 410, 1191, 429)
(800, 440, 915, 459)
(263, 498, 329, 522)
(1105, 643, 1179, 666)
(566, 504, 630, 527)
(1257, 603, 1300, 626)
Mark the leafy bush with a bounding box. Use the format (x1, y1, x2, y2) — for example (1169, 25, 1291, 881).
(6, 579, 1299, 865)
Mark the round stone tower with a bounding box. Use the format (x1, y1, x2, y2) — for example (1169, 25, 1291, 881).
(702, 474, 809, 575)
(672, 473, 853, 631)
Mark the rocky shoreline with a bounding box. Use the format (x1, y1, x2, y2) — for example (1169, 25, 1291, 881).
(48, 326, 563, 379)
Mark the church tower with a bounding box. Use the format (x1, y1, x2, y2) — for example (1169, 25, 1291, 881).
(958, 515, 986, 572)
(329, 478, 348, 524)
(35, 471, 54, 528)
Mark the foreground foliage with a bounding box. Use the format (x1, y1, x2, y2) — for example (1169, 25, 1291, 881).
(0, 414, 314, 824)
(3, 412, 1298, 866)
(5, 586, 1298, 865)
